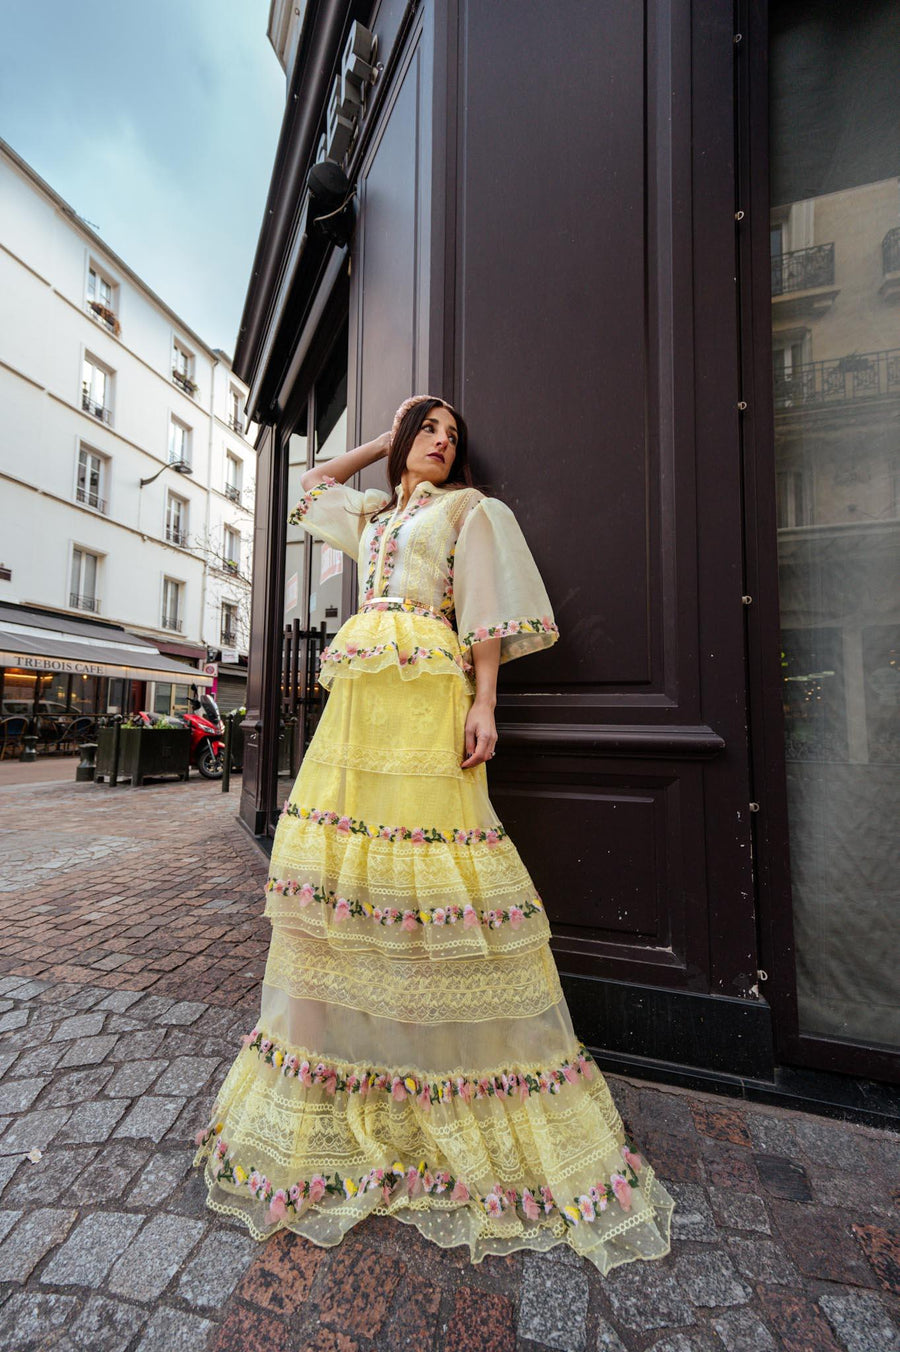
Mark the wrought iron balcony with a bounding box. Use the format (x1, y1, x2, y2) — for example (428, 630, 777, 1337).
(87, 299, 120, 335)
(161, 614, 183, 632)
(883, 227, 900, 275)
(220, 629, 237, 646)
(771, 243, 835, 295)
(76, 487, 107, 513)
(221, 555, 241, 576)
(227, 413, 244, 434)
(166, 525, 188, 547)
(70, 593, 100, 613)
(81, 385, 111, 424)
(774, 347, 900, 410)
(224, 483, 242, 504)
(172, 367, 198, 396)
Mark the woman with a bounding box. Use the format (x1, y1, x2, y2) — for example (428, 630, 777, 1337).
(192, 395, 676, 1273)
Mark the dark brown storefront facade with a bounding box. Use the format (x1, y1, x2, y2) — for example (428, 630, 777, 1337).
(231, 1, 900, 1124)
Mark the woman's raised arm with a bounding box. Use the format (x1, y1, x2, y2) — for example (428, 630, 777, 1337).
(299, 432, 391, 491)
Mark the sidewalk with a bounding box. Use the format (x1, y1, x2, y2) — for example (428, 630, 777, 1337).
(0, 778, 896, 1352)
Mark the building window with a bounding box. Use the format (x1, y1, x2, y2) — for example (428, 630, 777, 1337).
(228, 387, 244, 433)
(161, 577, 183, 631)
(71, 547, 100, 613)
(172, 340, 198, 396)
(225, 452, 242, 503)
(76, 445, 108, 513)
(221, 601, 238, 646)
(168, 416, 191, 466)
(82, 356, 112, 425)
(86, 264, 120, 335)
(223, 525, 241, 574)
(166, 492, 189, 547)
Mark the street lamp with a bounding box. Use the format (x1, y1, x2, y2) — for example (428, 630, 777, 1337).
(140, 460, 193, 488)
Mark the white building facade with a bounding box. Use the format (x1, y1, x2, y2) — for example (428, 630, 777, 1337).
(0, 139, 255, 718)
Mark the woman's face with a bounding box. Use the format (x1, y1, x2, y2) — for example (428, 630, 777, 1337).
(405, 404, 458, 484)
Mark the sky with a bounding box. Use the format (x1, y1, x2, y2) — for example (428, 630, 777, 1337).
(0, 0, 285, 357)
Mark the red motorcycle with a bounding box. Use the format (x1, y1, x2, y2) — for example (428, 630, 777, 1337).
(134, 693, 225, 778)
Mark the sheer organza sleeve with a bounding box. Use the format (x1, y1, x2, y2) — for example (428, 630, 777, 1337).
(453, 495, 559, 665)
(288, 475, 391, 559)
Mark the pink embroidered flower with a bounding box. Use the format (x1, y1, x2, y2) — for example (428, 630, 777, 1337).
(310, 808, 321, 822)
(346, 1074, 359, 1092)
(508, 906, 524, 928)
(540, 1185, 555, 1213)
(507, 619, 520, 634)
(272, 879, 285, 894)
(336, 816, 352, 833)
(391, 1077, 407, 1101)
(406, 1167, 421, 1196)
(455, 830, 468, 844)
(268, 1191, 288, 1222)
(385, 908, 398, 925)
(372, 907, 383, 922)
(611, 1172, 633, 1211)
(345, 642, 359, 656)
(215, 1139, 227, 1158)
(475, 626, 490, 641)
(260, 1039, 272, 1055)
(450, 1179, 470, 1202)
(401, 910, 417, 931)
(516, 1075, 530, 1102)
(289, 1183, 303, 1202)
(485, 829, 500, 847)
(309, 1175, 327, 1203)
(562, 1064, 578, 1085)
(522, 1188, 541, 1220)
(490, 911, 503, 930)
(483, 1193, 504, 1217)
(578, 1195, 596, 1221)
(398, 652, 409, 666)
(410, 828, 426, 845)
(298, 882, 315, 907)
(422, 1170, 435, 1192)
(240, 1032, 253, 1048)
(463, 905, 479, 928)
(193, 1129, 206, 1147)
(623, 1147, 644, 1172)
(417, 1085, 432, 1111)
(433, 1170, 451, 1193)
(432, 908, 446, 926)
(384, 538, 398, 554)
(577, 1054, 593, 1079)
(380, 826, 393, 839)
(333, 898, 351, 923)
(299, 1060, 312, 1086)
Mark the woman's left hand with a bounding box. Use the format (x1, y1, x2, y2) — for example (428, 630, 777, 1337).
(461, 699, 497, 768)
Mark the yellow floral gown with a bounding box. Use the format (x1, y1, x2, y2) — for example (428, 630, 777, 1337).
(192, 474, 676, 1273)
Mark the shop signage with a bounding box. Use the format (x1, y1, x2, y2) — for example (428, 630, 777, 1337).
(323, 22, 376, 165)
(320, 545, 343, 584)
(0, 651, 107, 676)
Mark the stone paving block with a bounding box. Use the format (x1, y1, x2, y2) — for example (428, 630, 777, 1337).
(851, 1220, 900, 1295)
(690, 1102, 753, 1148)
(0, 1290, 79, 1350)
(159, 1000, 206, 1025)
(39, 1210, 145, 1286)
(0, 1152, 20, 1198)
(769, 1199, 879, 1288)
(443, 1283, 516, 1352)
(636, 1089, 696, 1137)
(0, 1051, 18, 1078)
(107, 1213, 206, 1301)
(383, 1268, 442, 1351)
(0, 1076, 47, 1115)
(55, 1097, 129, 1145)
(818, 1289, 900, 1352)
(0, 976, 35, 996)
(67, 1293, 150, 1351)
(595, 1320, 629, 1351)
(0, 1205, 77, 1282)
(0, 1209, 22, 1244)
(95, 989, 144, 1013)
(671, 1249, 752, 1308)
(134, 1305, 213, 1352)
(645, 1335, 722, 1352)
(106, 1029, 166, 1061)
(604, 1262, 696, 1331)
(152, 1055, 220, 1097)
(0, 1104, 72, 1154)
(176, 1228, 259, 1308)
(756, 1284, 843, 1352)
(206, 1302, 292, 1352)
(668, 1182, 718, 1243)
(127, 1147, 192, 1206)
(744, 1110, 799, 1156)
(792, 1115, 865, 1171)
(699, 1142, 760, 1194)
(104, 1059, 168, 1098)
(114, 1094, 186, 1139)
(50, 1011, 107, 1041)
(708, 1186, 771, 1235)
(58, 1033, 119, 1067)
(42, 1064, 116, 1108)
(235, 1227, 323, 1313)
(131, 995, 175, 1021)
(724, 1235, 797, 1286)
(711, 1306, 777, 1352)
(809, 1167, 897, 1219)
(4, 1044, 59, 1077)
(62, 1141, 148, 1205)
(5, 1145, 98, 1205)
(0, 1008, 28, 1033)
(317, 1239, 404, 1336)
(517, 1251, 589, 1349)
(641, 1130, 703, 1184)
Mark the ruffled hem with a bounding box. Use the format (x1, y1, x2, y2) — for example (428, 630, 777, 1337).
(190, 1034, 676, 1274)
(318, 607, 473, 691)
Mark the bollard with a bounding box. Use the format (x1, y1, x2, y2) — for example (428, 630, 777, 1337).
(109, 720, 121, 788)
(19, 734, 37, 763)
(75, 742, 98, 782)
(221, 714, 232, 794)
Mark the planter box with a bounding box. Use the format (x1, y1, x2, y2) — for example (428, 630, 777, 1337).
(95, 726, 190, 786)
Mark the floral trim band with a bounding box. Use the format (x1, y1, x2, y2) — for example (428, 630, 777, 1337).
(239, 1029, 592, 1105)
(280, 803, 508, 846)
(363, 490, 432, 600)
(265, 877, 543, 930)
(320, 640, 470, 675)
(195, 1124, 645, 1228)
(359, 597, 454, 627)
(460, 616, 559, 649)
(288, 475, 339, 524)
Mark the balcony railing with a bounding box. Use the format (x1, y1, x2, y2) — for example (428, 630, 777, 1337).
(161, 614, 183, 632)
(774, 347, 900, 410)
(221, 556, 241, 576)
(166, 525, 188, 547)
(82, 385, 111, 424)
(227, 413, 244, 434)
(220, 629, 237, 646)
(771, 243, 835, 296)
(76, 487, 107, 513)
(87, 299, 121, 336)
(70, 593, 100, 613)
(224, 483, 242, 504)
(883, 227, 900, 275)
(172, 368, 198, 396)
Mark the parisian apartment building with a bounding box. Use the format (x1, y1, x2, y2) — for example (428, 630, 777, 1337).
(0, 137, 256, 716)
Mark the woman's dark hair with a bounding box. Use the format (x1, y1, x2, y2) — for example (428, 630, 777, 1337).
(368, 398, 473, 520)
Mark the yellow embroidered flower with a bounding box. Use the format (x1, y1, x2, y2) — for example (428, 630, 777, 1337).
(299, 806, 310, 818)
(362, 901, 374, 916)
(233, 1165, 248, 1184)
(343, 1177, 358, 1196)
(418, 1159, 427, 1174)
(563, 1204, 581, 1223)
(404, 1076, 417, 1094)
(273, 1050, 284, 1067)
(418, 909, 431, 924)
(214, 1122, 224, 1133)
(392, 1161, 404, 1173)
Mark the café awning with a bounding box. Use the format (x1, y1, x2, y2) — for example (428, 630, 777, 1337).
(0, 607, 213, 687)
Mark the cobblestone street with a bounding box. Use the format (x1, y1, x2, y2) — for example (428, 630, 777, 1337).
(0, 772, 897, 1352)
